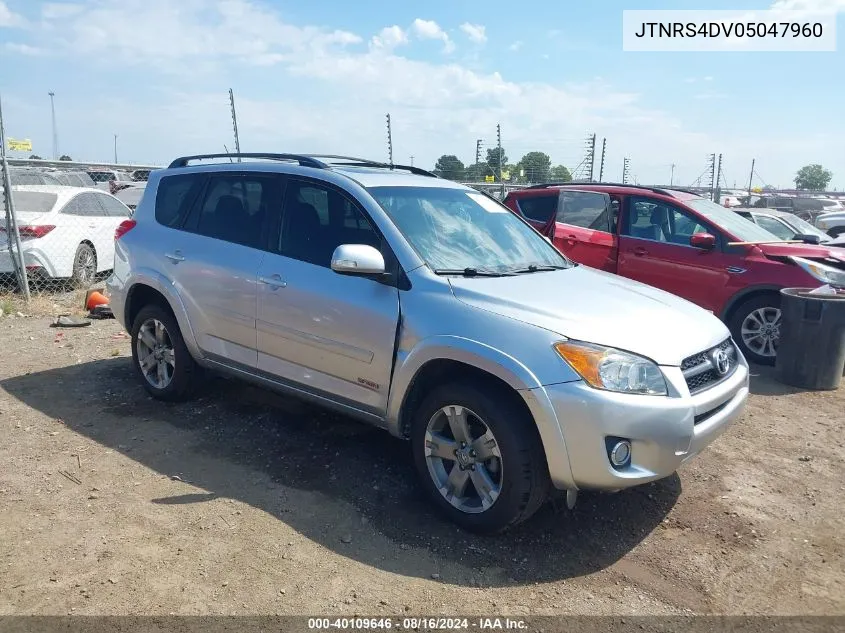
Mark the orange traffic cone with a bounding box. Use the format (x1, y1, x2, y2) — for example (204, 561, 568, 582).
(85, 290, 110, 311)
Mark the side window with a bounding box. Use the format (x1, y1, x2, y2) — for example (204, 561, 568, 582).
(755, 215, 794, 240)
(61, 194, 103, 217)
(557, 191, 611, 232)
(622, 196, 716, 246)
(279, 180, 379, 268)
(155, 174, 205, 228)
(60, 197, 83, 216)
(98, 194, 131, 218)
(192, 174, 282, 250)
(516, 194, 557, 222)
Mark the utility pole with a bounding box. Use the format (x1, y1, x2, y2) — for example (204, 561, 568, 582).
(475, 139, 482, 165)
(113, 134, 118, 164)
(386, 114, 393, 168)
(48, 91, 58, 160)
(747, 158, 756, 202)
(228, 88, 241, 162)
(714, 153, 723, 202)
(1, 94, 31, 301)
(496, 123, 504, 197)
(707, 153, 716, 201)
(598, 138, 606, 183)
(409, 155, 414, 167)
(622, 157, 631, 184)
(670, 163, 676, 186)
(587, 133, 596, 181)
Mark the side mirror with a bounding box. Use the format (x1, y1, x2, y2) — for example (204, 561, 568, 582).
(795, 233, 821, 245)
(331, 244, 386, 275)
(690, 232, 716, 250)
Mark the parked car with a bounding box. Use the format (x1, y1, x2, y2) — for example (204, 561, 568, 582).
(815, 211, 845, 238)
(733, 208, 841, 247)
(7, 167, 62, 186)
(0, 186, 131, 287)
(503, 183, 845, 365)
(747, 196, 831, 223)
(131, 169, 151, 182)
(87, 169, 134, 192)
(49, 170, 96, 188)
(113, 183, 146, 211)
(107, 153, 749, 533)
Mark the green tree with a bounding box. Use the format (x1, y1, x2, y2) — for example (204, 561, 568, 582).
(550, 165, 572, 182)
(485, 147, 507, 176)
(434, 154, 465, 181)
(29, 154, 42, 160)
(795, 164, 832, 190)
(464, 162, 493, 182)
(59, 154, 72, 161)
(517, 151, 552, 183)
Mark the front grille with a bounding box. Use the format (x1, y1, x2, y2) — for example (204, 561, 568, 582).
(682, 338, 737, 394)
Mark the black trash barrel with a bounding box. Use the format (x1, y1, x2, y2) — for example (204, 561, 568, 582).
(776, 287, 845, 390)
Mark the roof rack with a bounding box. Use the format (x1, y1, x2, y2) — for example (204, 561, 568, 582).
(524, 181, 705, 197)
(304, 154, 439, 178)
(167, 153, 328, 169)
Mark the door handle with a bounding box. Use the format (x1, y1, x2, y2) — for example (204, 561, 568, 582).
(259, 274, 286, 288)
(566, 234, 578, 241)
(633, 246, 648, 256)
(165, 251, 185, 263)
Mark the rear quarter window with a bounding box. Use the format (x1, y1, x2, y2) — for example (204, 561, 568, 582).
(154, 174, 206, 228)
(515, 194, 558, 222)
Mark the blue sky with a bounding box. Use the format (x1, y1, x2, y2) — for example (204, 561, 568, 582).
(1, 0, 843, 187)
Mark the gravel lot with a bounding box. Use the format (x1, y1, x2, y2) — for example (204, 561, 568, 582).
(0, 312, 842, 616)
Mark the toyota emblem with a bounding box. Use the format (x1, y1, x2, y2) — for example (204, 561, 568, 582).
(712, 349, 730, 375)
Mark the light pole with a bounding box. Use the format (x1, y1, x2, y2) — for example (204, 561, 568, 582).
(114, 134, 118, 164)
(48, 91, 58, 160)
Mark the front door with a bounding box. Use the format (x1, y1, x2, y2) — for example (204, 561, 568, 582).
(553, 190, 617, 271)
(617, 195, 742, 313)
(256, 178, 400, 415)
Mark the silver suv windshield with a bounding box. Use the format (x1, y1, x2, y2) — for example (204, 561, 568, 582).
(686, 197, 781, 242)
(368, 186, 570, 274)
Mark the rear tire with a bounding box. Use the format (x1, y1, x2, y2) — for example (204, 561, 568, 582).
(728, 295, 781, 366)
(410, 383, 550, 533)
(130, 304, 198, 401)
(71, 243, 97, 289)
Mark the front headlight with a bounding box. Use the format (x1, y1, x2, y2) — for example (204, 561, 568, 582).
(554, 341, 667, 395)
(790, 256, 845, 287)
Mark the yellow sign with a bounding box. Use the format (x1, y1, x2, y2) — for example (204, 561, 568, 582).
(484, 175, 495, 183)
(7, 138, 33, 152)
(751, 187, 762, 193)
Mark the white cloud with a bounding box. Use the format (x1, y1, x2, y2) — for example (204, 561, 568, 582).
(459, 22, 487, 44)
(0, 0, 25, 27)
(411, 18, 454, 53)
(770, 0, 845, 11)
(41, 2, 85, 20)
(371, 25, 408, 50)
(4, 42, 47, 56)
(508, 41, 523, 52)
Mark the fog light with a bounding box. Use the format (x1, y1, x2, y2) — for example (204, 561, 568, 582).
(609, 440, 631, 467)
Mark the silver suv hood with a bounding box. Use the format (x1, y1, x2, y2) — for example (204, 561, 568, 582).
(449, 265, 730, 366)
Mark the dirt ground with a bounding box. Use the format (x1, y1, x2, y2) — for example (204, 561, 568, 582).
(0, 309, 842, 617)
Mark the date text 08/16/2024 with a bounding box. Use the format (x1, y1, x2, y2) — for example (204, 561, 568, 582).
(307, 617, 528, 630)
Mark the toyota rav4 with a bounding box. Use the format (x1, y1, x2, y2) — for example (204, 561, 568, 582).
(107, 154, 749, 533)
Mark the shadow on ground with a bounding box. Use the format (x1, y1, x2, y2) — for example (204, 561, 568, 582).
(2, 358, 682, 587)
(747, 364, 811, 396)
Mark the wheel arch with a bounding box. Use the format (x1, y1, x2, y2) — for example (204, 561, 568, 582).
(720, 285, 783, 322)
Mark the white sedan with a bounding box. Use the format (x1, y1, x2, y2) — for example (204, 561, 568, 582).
(0, 185, 131, 287)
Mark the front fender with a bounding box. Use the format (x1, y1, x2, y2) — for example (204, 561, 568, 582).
(386, 335, 545, 434)
(123, 268, 203, 361)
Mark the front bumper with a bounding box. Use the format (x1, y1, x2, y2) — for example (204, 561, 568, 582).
(530, 360, 749, 491)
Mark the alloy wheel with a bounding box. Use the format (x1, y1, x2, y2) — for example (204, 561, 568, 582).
(136, 318, 176, 389)
(423, 405, 503, 514)
(741, 306, 782, 358)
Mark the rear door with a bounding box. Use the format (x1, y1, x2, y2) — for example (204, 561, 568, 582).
(617, 195, 743, 313)
(554, 190, 617, 271)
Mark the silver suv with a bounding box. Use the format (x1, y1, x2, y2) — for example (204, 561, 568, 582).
(107, 153, 749, 533)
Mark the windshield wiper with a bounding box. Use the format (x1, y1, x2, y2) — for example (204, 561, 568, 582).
(433, 267, 515, 277)
(507, 263, 570, 274)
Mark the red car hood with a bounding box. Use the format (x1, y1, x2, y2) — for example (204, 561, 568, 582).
(756, 242, 845, 262)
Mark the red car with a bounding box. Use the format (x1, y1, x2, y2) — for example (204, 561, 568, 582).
(503, 183, 845, 365)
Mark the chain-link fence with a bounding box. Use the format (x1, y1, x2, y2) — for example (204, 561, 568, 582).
(0, 158, 148, 300)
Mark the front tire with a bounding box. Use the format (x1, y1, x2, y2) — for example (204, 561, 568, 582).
(728, 295, 782, 366)
(130, 304, 198, 401)
(410, 383, 550, 533)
